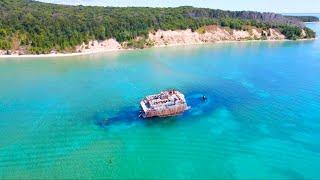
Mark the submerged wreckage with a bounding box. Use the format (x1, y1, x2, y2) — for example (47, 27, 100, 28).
(140, 89, 190, 118)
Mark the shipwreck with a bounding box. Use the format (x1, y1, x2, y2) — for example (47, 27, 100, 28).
(139, 89, 190, 118)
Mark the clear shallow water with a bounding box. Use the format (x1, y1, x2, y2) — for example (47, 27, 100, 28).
(0, 21, 320, 179)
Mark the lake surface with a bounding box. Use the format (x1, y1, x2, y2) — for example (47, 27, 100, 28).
(1, 20, 320, 179)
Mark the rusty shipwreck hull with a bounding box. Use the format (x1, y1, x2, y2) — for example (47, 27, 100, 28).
(140, 89, 190, 118)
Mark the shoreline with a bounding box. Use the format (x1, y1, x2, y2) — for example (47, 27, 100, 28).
(0, 38, 316, 59)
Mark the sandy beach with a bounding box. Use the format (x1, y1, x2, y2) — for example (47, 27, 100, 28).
(0, 49, 126, 58)
(0, 38, 315, 59)
(0, 27, 316, 59)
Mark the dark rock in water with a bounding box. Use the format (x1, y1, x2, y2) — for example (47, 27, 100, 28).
(202, 95, 207, 101)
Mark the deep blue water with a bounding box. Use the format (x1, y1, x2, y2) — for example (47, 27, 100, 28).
(0, 20, 319, 178)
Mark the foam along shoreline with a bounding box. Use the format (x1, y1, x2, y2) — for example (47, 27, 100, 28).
(0, 27, 315, 58)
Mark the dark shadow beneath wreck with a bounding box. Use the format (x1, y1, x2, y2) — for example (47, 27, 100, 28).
(93, 106, 142, 127)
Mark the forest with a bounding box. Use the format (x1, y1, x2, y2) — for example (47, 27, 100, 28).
(0, 0, 316, 54)
(285, 15, 319, 23)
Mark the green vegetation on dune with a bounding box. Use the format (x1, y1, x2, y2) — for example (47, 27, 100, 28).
(278, 26, 316, 40)
(0, 0, 316, 54)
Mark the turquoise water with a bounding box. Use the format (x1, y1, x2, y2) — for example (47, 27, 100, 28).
(1, 21, 320, 179)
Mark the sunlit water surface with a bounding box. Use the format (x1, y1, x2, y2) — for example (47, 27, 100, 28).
(0, 19, 320, 179)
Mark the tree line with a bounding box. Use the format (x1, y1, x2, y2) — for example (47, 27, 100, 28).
(0, 0, 316, 54)
(285, 15, 319, 23)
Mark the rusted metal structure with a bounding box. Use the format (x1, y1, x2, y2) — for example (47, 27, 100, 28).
(140, 89, 189, 118)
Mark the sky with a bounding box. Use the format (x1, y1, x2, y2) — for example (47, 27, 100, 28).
(38, 0, 320, 13)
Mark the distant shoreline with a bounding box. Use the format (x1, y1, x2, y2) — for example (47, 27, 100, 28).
(0, 38, 316, 59)
(305, 21, 320, 23)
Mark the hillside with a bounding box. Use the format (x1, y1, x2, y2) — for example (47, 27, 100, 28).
(0, 0, 316, 54)
(285, 15, 320, 22)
